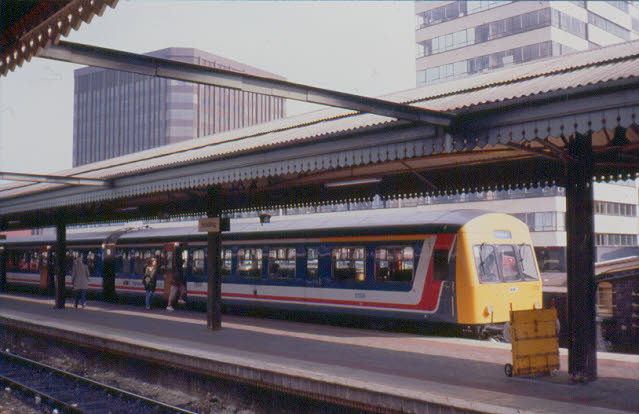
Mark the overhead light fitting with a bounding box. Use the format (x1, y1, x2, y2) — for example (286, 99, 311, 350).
(259, 214, 271, 225)
(324, 178, 382, 188)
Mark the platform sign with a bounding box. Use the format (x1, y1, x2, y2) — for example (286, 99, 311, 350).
(199, 217, 220, 232)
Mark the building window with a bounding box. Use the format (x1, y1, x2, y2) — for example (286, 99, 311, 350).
(551, 9, 587, 39)
(511, 212, 566, 232)
(596, 233, 638, 247)
(416, 8, 578, 59)
(418, 40, 568, 87)
(588, 11, 630, 40)
(595, 201, 637, 217)
(607, 1, 629, 13)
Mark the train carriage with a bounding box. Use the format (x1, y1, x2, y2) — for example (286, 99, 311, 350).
(595, 256, 639, 351)
(1, 208, 542, 335)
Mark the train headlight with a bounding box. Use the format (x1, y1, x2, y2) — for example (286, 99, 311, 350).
(534, 301, 541, 309)
(484, 305, 493, 317)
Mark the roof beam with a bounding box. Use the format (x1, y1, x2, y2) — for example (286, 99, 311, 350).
(37, 41, 453, 126)
(0, 172, 112, 187)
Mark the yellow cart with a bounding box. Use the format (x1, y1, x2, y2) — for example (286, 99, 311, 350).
(504, 307, 559, 377)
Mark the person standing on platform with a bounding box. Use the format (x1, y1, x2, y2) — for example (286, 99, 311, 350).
(71, 256, 90, 309)
(166, 270, 187, 311)
(143, 258, 158, 310)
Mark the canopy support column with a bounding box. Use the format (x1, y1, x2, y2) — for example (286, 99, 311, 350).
(206, 186, 223, 330)
(54, 210, 67, 309)
(565, 131, 597, 381)
(0, 246, 6, 293)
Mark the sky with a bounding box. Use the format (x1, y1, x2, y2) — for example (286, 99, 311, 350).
(0, 1, 416, 176)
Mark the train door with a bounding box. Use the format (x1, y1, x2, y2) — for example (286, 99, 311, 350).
(304, 245, 328, 304)
(38, 247, 49, 290)
(431, 236, 457, 323)
(305, 246, 320, 285)
(162, 243, 176, 299)
(179, 248, 188, 300)
(102, 243, 117, 302)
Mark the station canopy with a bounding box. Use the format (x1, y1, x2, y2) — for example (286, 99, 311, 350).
(0, 0, 118, 75)
(0, 4, 638, 228)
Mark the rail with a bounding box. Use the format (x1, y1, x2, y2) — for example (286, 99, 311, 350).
(0, 350, 199, 414)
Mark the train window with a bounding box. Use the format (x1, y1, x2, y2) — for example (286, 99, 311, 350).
(193, 249, 205, 275)
(332, 247, 366, 282)
(496, 245, 518, 282)
(237, 248, 262, 278)
(375, 246, 414, 283)
(30, 251, 40, 272)
(132, 251, 145, 275)
(181, 250, 189, 272)
(87, 251, 96, 274)
(38, 251, 48, 269)
(120, 251, 132, 274)
(474, 244, 500, 283)
(307, 247, 319, 279)
(18, 252, 29, 271)
(221, 248, 232, 277)
(164, 250, 173, 273)
(268, 247, 296, 279)
(517, 245, 539, 280)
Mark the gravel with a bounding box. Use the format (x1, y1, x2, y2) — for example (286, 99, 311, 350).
(0, 388, 41, 414)
(3, 349, 257, 414)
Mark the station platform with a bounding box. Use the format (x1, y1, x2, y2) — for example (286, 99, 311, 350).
(1, 293, 638, 414)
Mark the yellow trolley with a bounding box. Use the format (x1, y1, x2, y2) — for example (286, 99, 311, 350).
(504, 307, 559, 377)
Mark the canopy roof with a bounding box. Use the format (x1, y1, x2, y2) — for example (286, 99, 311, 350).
(0, 0, 118, 76)
(1, 11, 638, 228)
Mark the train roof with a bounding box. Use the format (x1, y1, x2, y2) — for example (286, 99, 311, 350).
(595, 256, 639, 281)
(2, 207, 497, 245)
(119, 208, 491, 241)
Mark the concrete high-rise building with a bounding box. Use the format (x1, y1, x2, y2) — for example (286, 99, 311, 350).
(416, 1, 639, 87)
(414, 1, 639, 268)
(73, 48, 286, 166)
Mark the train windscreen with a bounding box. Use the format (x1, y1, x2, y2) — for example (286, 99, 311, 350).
(473, 244, 539, 283)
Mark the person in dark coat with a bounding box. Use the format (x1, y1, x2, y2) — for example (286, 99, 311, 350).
(71, 256, 90, 309)
(143, 258, 158, 310)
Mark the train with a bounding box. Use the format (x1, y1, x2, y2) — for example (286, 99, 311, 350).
(595, 256, 639, 352)
(0, 208, 543, 336)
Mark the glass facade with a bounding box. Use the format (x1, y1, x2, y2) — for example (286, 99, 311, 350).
(588, 11, 631, 40)
(594, 201, 637, 217)
(417, 41, 575, 86)
(73, 49, 286, 167)
(416, 8, 587, 59)
(511, 212, 566, 232)
(415, 1, 639, 87)
(416, 1, 512, 29)
(596, 233, 638, 247)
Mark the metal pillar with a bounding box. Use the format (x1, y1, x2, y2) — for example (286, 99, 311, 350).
(206, 186, 223, 330)
(565, 132, 597, 381)
(54, 210, 67, 309)
(0, 247, 6, 293)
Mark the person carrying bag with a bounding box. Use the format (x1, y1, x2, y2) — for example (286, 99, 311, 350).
(143, 258, 158, 310)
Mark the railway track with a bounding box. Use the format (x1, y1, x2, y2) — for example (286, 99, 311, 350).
(0, 350, 198, 414)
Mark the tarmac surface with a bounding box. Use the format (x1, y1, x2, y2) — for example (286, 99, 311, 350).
(1, 293, 638, 413)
